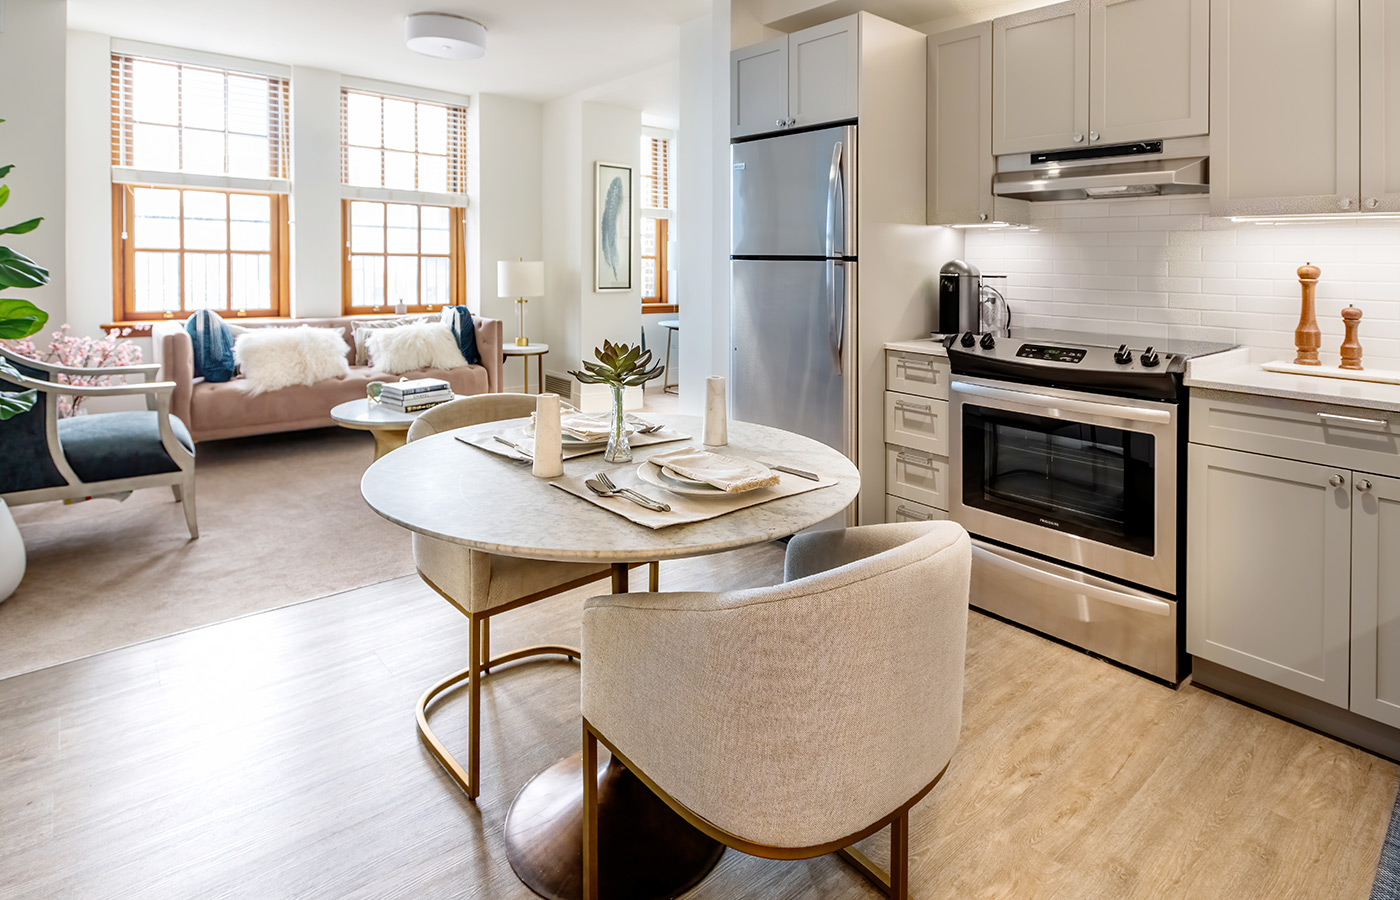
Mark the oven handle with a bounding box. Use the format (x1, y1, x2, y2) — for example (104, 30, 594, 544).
(951, 381, 1172, 426)
(972, 544, 1172, 617)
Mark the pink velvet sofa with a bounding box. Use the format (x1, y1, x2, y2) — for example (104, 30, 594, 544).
(151, 315, 503, 442)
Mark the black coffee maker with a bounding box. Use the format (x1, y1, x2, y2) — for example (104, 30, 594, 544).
(937, 260, 1008, 337)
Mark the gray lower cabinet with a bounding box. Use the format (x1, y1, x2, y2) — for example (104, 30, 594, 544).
(1351, 471, 1400, 728)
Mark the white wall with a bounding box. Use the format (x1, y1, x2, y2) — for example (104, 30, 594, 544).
(289, 66, 342, 319)
(65, 29, 112, 342)
(2, 0, 68, 329)
(540, 95, 583, 387)
(964, 195, 1400, 363)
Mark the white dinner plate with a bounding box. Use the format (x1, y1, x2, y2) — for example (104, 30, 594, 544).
(636, 460, 774, 498)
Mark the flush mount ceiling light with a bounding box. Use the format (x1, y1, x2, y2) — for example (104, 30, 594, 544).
(405, 13, 486, 60)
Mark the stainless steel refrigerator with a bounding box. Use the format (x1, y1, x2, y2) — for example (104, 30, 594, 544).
(731, 124, 858, 459)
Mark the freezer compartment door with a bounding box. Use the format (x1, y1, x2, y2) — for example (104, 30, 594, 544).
(732, 124, 857, 258)
(731, 258, 854, 457)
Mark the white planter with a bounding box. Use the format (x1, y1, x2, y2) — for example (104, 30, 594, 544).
(0, 499, 25, 602)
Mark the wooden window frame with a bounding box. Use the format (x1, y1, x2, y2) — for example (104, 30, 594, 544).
(640, 217, 674, 313)
(340, 199, 466, 316)
(111, 183, 290, 325)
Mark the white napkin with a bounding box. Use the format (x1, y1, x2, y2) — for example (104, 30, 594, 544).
(647, 447, 780, 493)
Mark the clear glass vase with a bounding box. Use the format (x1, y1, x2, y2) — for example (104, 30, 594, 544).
(603, 383, 632, 463)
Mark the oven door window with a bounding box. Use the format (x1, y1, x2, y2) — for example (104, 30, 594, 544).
(962, 404, 1155, 555)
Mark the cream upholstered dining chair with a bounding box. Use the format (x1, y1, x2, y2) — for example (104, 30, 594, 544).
(406, 393, 657, 799)
(579, 521, 971, 899)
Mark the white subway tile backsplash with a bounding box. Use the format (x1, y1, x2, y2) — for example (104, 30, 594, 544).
(964, 197, 1400, 352)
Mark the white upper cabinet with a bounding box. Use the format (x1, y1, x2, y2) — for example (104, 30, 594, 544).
(1361, 0, 1400, 212)
(1090, 0, 1210, 145)
(993, 0, 1090, 154)
(730, 15, 859, 139)
(731, 36, 789, 139)
(1211, 0, 1361, 216)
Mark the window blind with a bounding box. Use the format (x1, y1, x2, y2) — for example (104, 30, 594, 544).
(339, 88, 469, 195)
(110, 53, 290, 181)
(643, 137, 671, 210)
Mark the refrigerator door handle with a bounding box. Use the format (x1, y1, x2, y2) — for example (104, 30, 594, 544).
(825, 142, 844, 258)
(830, 259, 846, 374)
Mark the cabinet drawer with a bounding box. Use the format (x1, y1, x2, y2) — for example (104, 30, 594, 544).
(1190, 389, 1400, 479)
(886, 495, 950, 524)
(885, 351, 950, 400)
(885, 444, 949, 509)
(884, 392, 950, 455)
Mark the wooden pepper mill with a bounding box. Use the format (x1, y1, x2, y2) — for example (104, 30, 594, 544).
(1340, 305, 1364, 370)
(1294, 263, 1322, 366)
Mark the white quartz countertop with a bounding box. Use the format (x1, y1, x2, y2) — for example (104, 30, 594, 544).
(884, 338, 948, 357)
(1185, 347, 1400, 412)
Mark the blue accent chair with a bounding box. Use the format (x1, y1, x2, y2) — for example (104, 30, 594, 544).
(0, 344, 198, 538)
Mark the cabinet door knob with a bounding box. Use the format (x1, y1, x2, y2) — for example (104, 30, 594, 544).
(776, 118, 784, 127)
(1358, 479, 1373, 492)
(1073, 133, 1084, 143)
(1341, 196, 1356, 210)
(1329, 474, 1346, 487)
(788, 117, 796, 126)
(979, 212, 989, 221)
(1366, 197, 1380, 209)
(1089, 131, 1099, 142)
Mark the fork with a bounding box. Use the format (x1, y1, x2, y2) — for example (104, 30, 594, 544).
(595, 471, 671, 511)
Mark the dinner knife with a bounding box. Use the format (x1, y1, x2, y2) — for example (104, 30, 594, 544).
(771, 464, 820, 481)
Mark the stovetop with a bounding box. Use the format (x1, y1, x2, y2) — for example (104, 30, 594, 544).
(945, 328, 1237, 403)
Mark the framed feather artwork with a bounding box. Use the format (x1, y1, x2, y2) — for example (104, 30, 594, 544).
(594, 161, 633, 292)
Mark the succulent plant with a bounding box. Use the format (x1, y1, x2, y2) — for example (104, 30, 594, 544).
(569, 340, 664, 388)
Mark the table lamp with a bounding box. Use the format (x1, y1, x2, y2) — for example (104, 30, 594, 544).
(498, 259, 545, 347)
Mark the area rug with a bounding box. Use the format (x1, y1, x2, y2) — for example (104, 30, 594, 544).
(1374, 789, 1400, 899)
(0, 427, 414, 680)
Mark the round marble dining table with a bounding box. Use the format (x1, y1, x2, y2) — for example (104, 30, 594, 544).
(360, 413, 860, 900)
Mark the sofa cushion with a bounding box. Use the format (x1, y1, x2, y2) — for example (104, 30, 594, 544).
(367, 322, 467, 375)
(234, 326, 352, 395)
(58, 411, 194, 482)
(350, 316, 428, 366)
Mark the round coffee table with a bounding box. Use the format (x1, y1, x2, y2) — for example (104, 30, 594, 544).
(330, 397, 448, 460)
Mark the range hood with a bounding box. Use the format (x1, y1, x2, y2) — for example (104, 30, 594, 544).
(993, 139, 1209, 202)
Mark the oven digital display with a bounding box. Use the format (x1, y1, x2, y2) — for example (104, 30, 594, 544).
(1016, 344, 1087, 364)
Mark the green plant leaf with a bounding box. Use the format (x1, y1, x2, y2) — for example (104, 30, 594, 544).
(0, 247, 49, 290)
(0, 184, 8, 208)
(0, 216, 41, 235)
(0, 165, 12, 180)
(0, 388, 37, 420)
(0, 296, 49, 339)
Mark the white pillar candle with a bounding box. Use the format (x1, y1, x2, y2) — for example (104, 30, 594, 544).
(532, 393, 565, 478)
(703, 375, 728, 447)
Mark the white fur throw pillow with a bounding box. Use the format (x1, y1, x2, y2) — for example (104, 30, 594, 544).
(233, 326, 352, 395)
(366, 321, 468, 374)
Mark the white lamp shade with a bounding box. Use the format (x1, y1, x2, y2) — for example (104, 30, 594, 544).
(498, 260, 545, 298)
(405, 13, 486, 60)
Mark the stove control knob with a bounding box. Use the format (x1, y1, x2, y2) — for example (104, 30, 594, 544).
(960, 331, 977, 347)
(1113, 344, 1133, 365)
(980, 332, 996, 350)
(1140, 346, 1161, 368)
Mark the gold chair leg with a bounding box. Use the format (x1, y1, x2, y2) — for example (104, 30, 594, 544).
(649, 561, 659, 591)
(890, 811, 909, 900)
(583, 723, 600, 900)
(481, 617, 491, 674)
(837, 844, 891, 896)
(467, 612, 481, 798)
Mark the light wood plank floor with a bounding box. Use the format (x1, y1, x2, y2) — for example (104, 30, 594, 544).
(0, 543, 1394, 900)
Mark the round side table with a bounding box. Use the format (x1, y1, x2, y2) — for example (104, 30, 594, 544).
(503, 343, 549, 394)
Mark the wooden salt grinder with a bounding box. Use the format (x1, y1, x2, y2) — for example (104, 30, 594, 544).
(1340, 305, 1364, 370)
(1294, 263, 1322, 366)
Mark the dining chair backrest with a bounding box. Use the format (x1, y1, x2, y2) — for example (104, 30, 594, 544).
(407, 393, 539, 442)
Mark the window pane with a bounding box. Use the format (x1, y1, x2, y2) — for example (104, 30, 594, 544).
(422, 257, 450, 308)
(386, 204, 418, 254)
(388, 256, 418, 306)
(231, 254, 271, 310)
(642, 259, 656, 298)
(384, 150, 416, 190)
(421, 206, 450, 255)
(181, 68, 225, 131)
(228, 134, 269, 178)
(383, 99, 417, 152)
(133, 187, 181, 250)
(133, 123, 179, 171)
(346, 147, 382, 188)
(418, 155, 447, 194)
(132, 60, 179, 125)
(350, 201, 384, 253)
(418, 104, 447, 154)
(227, 75, 269, 135)
(346, 92, 382, 147)
(133, 251, 181, 312)
(183, 128, 226, 175)
(229, 194, 271, 251)
(350, 255, 384, 307)
(184, 191, 228, 251)
(184, 252, 228, 310)
(641, 216, 656, 255)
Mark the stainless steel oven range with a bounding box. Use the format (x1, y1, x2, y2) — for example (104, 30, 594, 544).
(947, 329, 1233, 683)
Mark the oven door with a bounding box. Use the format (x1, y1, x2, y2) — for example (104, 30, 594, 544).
(950, 377, 1178, 594)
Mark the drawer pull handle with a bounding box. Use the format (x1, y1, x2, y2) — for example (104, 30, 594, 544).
(1317, 411, 1389, 428)
(895, 505, 933, 522)
(895, 358, 937, 371)
(896, 450, 936, 465)
(895, 399, 933, 414)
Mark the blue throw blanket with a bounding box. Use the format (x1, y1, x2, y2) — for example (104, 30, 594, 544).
(442, 306, 481, 366)
(184, 310, 237, 382)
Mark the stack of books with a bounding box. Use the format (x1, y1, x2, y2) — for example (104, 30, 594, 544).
(380, 378, 452, 413)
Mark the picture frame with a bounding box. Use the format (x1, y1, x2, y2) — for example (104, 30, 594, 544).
(594, 161, 632, 292)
